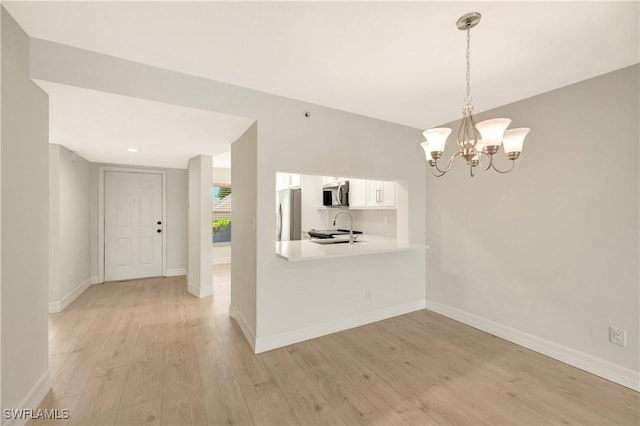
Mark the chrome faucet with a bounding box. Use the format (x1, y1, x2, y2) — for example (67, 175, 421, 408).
(333, 210, 355, 244)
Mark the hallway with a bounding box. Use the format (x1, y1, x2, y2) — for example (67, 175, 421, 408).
(31, 265, 638, 425)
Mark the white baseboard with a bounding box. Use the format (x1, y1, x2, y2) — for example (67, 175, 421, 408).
(425, 299, 640, 392)
(213, 257, 231, 265)
(165, 268, 186, 277)
(254, 298, 427, 354)
(48, 277, 91, 313)
(90, 275, 101, 285)
(229, 304, 256, 352)
(187, 282, 213, 299)
(3, 369, 51, 426)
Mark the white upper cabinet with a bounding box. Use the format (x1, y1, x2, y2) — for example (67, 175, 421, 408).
(380, 180, 396, 207)
(350, 179, 396, 209)
(348, 179, 367, 207)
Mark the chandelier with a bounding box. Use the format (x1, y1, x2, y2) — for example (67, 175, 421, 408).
(421, 12, 530, 177)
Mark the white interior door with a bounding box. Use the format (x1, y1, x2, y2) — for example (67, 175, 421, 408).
(105, 171, 163, 281)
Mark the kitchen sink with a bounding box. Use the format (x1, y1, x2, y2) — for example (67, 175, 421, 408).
(309, 236, 365, 244)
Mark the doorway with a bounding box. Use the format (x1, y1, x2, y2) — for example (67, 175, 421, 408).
(101, 168, 167, 281)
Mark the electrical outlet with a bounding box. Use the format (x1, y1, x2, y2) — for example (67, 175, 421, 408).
(610, 327, 627, 347)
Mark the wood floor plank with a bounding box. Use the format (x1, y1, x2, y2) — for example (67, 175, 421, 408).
(308, 336, 435, 425)
(68, 365, 130, 425)
(187, 299, 253, 426)
(259, 346, 346, 426)
(26, 391, 80, 426)
(160, 281, 207, 426)
(29, 265, 639, 426)
(288, 341, 395, 425)
(218, 322, 299, 426)
(114, 399, 162, 426)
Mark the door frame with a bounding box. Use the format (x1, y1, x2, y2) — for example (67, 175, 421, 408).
(98, 166, 167, 283)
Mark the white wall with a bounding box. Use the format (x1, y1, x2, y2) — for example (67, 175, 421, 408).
(48, 145, 60, 303)
(1, 7, 50, 415)
(48, 145, 91, 312)
(213, 166, 231, 185)
(426, 65, 639, 390)
(29, 39, 426, 352)
(1, 9, 4, 409)
(187, 155, 212, 298)
(231, 123, 257, 344)
(212, 245, 231, 265)
(88, 163, 188, 279)
(349, 209, 397, 238)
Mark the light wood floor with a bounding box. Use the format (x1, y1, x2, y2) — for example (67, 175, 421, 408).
(31, 264, 638, 426)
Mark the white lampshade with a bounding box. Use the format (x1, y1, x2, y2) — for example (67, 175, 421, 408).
(475, 139, 484, 152)
(420, 141, 432, 160)
(502, 128, 530, 154)
(422, 127, 452, 152)
(475, 118, 511, 148)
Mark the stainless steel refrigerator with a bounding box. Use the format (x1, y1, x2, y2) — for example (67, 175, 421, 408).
(276, 188, 302, 241)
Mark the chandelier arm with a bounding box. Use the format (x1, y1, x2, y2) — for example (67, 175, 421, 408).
(482, 153, 494, 171)
(434, 151, 463, 174)
(490, 159, 516, 174)
(431, 168, 448, 178)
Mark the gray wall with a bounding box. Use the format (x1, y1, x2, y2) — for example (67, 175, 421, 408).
(165, 168, 188, 273)
(426, 65, 639, 383)
(1, 7, 50, 412)
(231, 123, 258, 339)
(49, 145, 91, 308)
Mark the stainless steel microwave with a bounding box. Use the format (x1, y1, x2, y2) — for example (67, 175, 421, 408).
(323, 181, 349, 206)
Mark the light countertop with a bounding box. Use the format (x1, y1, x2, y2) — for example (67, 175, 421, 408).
(275, 235, 427, 262)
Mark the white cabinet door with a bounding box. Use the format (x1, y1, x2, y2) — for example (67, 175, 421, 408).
(348, 179, 367, 207)
(380, 180, 396, 207)
(364, 180, 395, 208)
(366, 180, 382, 206)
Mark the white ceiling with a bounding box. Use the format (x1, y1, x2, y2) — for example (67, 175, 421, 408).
(4, 1, 639, 166)
(36, 80, 253, 169)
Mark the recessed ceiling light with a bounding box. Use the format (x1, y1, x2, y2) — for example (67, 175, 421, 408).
(126, 147, 139, 152)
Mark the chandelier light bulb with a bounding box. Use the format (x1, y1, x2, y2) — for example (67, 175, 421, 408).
(420, 141, 432, 160)
(475, 118, 512, 148)
(502, 128, 530, 154)
(422, 127, 452, 153)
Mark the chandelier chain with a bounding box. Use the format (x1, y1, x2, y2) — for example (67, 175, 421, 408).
(465, 25, 472, 105)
